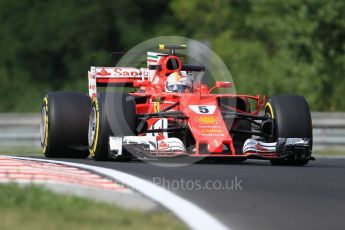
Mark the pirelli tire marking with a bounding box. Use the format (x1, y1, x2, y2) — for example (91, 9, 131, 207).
(41, 97, 49, 154)
(89, 98, 100, 156)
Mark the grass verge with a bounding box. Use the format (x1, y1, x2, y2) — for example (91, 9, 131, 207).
(0, 146, 41, 156)
(0, 183, 187, 230)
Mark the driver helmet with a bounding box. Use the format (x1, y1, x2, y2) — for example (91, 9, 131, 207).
(165, 71, 192, 92)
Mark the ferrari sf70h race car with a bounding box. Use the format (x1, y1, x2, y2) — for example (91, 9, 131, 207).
(40, 44, 313, 165)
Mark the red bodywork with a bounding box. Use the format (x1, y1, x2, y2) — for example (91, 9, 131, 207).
(89, 50, 270, 159)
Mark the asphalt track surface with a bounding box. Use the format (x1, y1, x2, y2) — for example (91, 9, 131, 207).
(37, 157, 345, 230)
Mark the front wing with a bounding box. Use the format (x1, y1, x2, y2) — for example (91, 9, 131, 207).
(108, 136, 312, 161)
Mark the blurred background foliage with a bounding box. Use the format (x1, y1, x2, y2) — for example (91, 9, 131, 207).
(0, 0, 344, 111)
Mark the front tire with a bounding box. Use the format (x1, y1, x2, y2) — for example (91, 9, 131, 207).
(41, 92, 91, 158)
(265, 95, 312, 166)
(88, 92, 137, 161)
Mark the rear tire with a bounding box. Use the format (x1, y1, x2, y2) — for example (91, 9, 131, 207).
(265, 95, 312, 166)
(88, 92, 137, 161)
(41, 92, 91, 158)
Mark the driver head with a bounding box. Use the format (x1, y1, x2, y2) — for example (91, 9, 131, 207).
(165, 72, 192, 93)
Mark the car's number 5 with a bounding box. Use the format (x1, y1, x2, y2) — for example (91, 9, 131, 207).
(198, 106, 209, 114)
(189, 105, 216, 114)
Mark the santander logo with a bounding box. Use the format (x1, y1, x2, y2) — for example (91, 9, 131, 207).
(113, 67, 140, 77)
(97, 68, 111, 76)
(96, 67, 148, 78)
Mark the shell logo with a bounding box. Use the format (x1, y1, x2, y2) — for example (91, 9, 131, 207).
(195, 116, 219, 125)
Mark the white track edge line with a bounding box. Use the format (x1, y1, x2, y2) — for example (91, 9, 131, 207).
(3, 156, 229, 230)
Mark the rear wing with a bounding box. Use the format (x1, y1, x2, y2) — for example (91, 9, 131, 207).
(88, 52, 164, 98)
(88, 66, 149, 98)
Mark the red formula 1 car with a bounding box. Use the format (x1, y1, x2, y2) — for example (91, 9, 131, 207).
(40, 44, 313, 165)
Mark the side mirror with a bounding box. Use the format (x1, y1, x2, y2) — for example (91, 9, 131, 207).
(215, 81, 232, 88)
(133, 80, 151, 87)
(208, 81, 232, 93)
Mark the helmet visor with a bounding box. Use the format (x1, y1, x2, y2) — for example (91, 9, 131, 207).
(167, 84, 189, 92)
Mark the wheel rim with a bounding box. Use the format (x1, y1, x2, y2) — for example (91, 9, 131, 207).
(88, 107, 97, 147)
(40, 106, 46, 146)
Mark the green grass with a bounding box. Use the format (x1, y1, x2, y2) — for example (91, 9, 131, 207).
(0, 146, 41, 156)
(0, 183, 187, 230)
